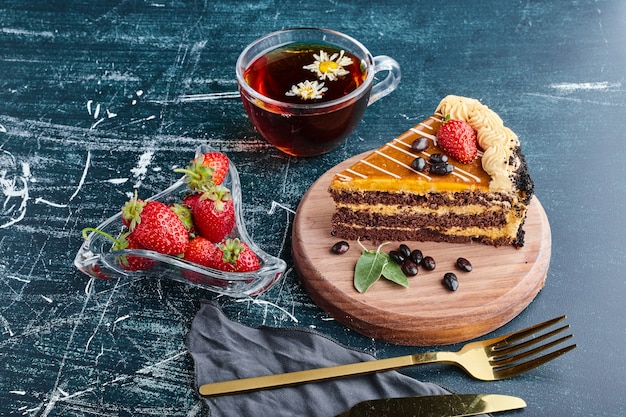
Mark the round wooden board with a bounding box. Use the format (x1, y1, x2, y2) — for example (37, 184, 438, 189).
(292, 153, 551, 346)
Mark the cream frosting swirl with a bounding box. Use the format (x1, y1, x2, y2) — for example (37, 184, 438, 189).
(436, 95, 520, 192)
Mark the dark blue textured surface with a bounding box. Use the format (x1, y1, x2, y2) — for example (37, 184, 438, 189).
(1, 1, 625, 416)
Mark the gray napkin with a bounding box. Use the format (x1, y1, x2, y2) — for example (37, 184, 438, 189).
(187, 301, 480, 417)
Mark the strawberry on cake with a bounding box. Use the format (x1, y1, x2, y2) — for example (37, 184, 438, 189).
(328, 95, 534, 247)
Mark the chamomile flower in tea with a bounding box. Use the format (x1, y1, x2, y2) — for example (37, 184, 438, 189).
(285, 80, 328, 100)
(244, 43, 364, 104)
(304, 50, 354, 81)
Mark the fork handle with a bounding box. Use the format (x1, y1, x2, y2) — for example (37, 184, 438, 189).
(198, 352, 442, 397)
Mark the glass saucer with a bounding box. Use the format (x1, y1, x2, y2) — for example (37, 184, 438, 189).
(74, 144, 287, 298)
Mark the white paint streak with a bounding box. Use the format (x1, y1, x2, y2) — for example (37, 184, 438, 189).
(21, 162, 31, 178)
(186, 402, 204, 417)
(41, 295, 53, 303)
(106, 177, 128, 185)
(37, 285, 95, 417)
(69, 150, 90, 201)
(0, 152, 30, 228)
(525, 92, 618, 106)
(135, 351, 187, 375)
(235, 298, 299, 323)
(279, 157, 292, 195)
(550, 81, 621, 92)
(7, 275, 31, 283)
(267, 200, 296, 215)
(90, 117, 105, 129)
(113, 315, 130, 324)
(87, 99, 118, 129)
(94, 345, 104, 366)
(84, 277, 95, 295)
(1, 27, 55, 38)
(131, 150, 154, 188)
(1, 313, 15, 336)
(34, 198, 67, 208)
(34, 151, 90, 208)
(267, 201, 294, 259)
(85, 278, 122, 353)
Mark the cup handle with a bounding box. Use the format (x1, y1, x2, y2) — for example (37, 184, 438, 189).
(367, 55, 402, 106)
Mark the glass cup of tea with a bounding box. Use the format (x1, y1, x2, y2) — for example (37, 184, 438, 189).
(236, 28, 401, 157)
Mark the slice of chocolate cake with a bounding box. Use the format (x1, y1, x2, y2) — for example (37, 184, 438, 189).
(328, 95, 534, 247)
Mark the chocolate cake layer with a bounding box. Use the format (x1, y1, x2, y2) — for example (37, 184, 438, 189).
(332, 207, 509, 229)
(330, 223, 520, 247)
(329, 190, 514, 208)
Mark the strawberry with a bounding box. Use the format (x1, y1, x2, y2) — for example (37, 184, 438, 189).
(170, 203, 194, 233)
(210, 238, 260, 272)
(175, 152, 230, 192)
(183, 236, 218, 267)
(192, 186, 235, 243)
(121, 192, 143, 229)
(122, 195, 189, 255)
(436, 116, 478, 163)
(114, 232, 156, 271)
(182, 236, 229, 286)
(84, 263, 110, 280)
(81, 227, 154, 272)
(198, 152, 229, 185)
(182, 193, 202, 212)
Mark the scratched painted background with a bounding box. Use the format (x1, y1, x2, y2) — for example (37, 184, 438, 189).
(1, 1, 625, 416)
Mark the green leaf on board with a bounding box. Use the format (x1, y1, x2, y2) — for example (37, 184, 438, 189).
(354, 241, 409, 293)
(354, 249, 386, 293)
(382, 260, 409, 288)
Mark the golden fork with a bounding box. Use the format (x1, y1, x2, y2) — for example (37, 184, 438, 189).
(199, 316, 576, 397)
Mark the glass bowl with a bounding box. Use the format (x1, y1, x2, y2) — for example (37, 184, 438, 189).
(74, 144, 287, 298)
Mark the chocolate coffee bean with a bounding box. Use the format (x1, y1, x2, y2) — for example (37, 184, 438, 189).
(429, 162, 454, 175)
(389, 250, 405, 264)
(410, 249, 423, 264)
(421, 256, 436, 271)
(411, 137, 429, 152)
(429, 153, 448, 164)
(456, 257, 472, 272)
(401, 259, 419, 276)
(443, 272, 459, 291)
(399, 244, 412, 259)
(411, 157, 427, 172)
(331, 241, 350, 254)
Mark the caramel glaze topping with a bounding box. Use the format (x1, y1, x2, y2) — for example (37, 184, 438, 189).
(330, 113, 493, 194)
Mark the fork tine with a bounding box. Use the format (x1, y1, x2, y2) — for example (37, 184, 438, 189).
(492, 334, 574, 366)
(492, 324, 571, 357)
(491, 315, 567, 347)
(492, 343, 577, 380)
